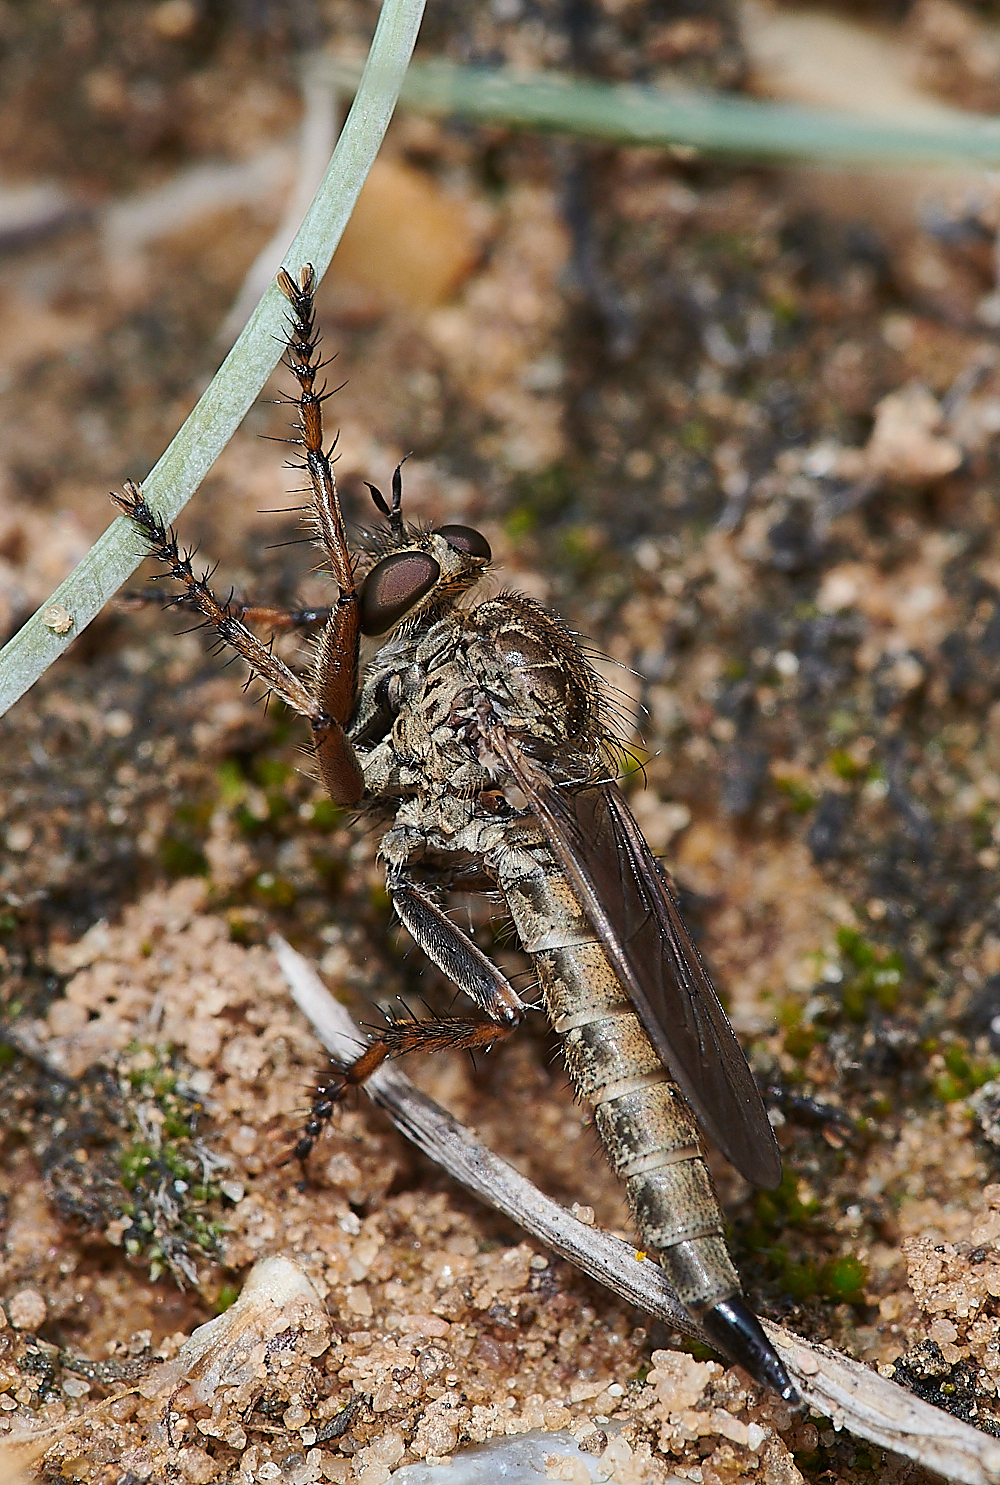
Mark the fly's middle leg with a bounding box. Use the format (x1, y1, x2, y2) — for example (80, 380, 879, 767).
(291, 872, 526, 1169)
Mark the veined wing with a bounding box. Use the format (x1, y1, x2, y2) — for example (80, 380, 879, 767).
(496, 738, 782, 1190)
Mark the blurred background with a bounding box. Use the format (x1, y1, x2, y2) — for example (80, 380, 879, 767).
(7, 0, 1000, 1469)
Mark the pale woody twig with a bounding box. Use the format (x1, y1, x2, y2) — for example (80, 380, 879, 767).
(273, 934, 1000, 1485)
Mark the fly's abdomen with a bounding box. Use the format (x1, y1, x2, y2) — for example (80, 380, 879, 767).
(499, 854, 741, 1315)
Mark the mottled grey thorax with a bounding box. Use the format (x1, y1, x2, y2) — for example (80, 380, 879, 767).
(352, 593, 604, 865)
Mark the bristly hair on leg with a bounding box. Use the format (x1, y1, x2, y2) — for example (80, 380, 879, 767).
(283, 1064, 352, 1170)
(287, 1009, 518, 1174)
(275, 264, 357, 605)
(112, 479, 326, 725)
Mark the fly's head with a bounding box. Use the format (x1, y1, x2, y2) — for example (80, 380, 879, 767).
(358, 462, 491, 638)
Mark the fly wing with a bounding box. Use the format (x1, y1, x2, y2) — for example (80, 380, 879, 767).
(497, 738, 782, 1190)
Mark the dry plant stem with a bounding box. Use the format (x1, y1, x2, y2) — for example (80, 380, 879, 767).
(321, 55, 1000, 168)
(0, 0, 427, 722)
(273, 934, 1000, 1485)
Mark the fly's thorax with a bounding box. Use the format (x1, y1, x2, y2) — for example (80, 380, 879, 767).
(467, 593, 603, 758)
(381, 801, 517, 868)
(352, 594, 606, 826)
(414, 612, 466, 670)
(349, 621, 433, 758)
(356, 615, 489, 797)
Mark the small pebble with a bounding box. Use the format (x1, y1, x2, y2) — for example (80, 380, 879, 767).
(389, 1431, 607, 1484)
(103, 709, 133, 738)
(8, 1288, 46, 1330)
(42, 604, 73, 635)
(229, 1125, 258, 1156)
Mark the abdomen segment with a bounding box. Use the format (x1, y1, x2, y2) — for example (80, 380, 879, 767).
(497, 849, 798, 1401)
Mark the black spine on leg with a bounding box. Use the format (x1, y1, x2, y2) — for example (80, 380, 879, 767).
(700, 1296, 800, 1404)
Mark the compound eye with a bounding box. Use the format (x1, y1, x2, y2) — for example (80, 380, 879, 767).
(434, 524, 491, 562)
(359, 552, 440, 636)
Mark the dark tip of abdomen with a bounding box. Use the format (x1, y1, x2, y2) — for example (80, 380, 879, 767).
(700, 1295, 800, 1405)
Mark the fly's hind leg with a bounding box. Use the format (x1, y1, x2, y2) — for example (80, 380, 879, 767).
(292, 875, 528, 1169)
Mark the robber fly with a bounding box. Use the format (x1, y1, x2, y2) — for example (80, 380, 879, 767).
(115, 266, 797, 1403)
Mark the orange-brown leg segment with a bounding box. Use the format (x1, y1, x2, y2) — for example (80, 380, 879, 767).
(276, 264, 364, 805)
(118, 589, 334, 633)
(225, 602, 334, 631)
(289, 1016, 518, 1170)
(116, 264, 367, 807)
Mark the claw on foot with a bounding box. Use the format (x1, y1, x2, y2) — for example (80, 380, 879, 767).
(284, 1067, 351, 1172)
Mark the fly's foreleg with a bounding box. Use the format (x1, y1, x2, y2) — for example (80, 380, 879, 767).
(114, 483, 329, 719)
(277, 265, 364, 806)
(311, 599, 364, 806)
(292, 876, 527, 1170)
(115, 483, 364, 805)
(118, 589, 335, 632)
(116, 265, 366, 806)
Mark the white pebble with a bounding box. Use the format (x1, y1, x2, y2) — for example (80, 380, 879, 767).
(42, 604, 73, 635)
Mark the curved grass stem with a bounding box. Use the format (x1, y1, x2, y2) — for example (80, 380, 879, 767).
(0, 0, 426, 720)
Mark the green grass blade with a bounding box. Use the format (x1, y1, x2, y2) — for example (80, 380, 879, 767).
(326, 54, 1000, 167)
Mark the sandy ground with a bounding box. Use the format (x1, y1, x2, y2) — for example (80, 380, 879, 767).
(7, 1, 1000, 1481)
